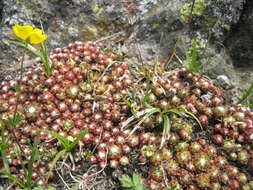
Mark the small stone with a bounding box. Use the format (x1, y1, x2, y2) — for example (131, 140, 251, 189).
(216, 75, 232, 89)
(111, 169, 123, 180)
(68, 26, 79, 37)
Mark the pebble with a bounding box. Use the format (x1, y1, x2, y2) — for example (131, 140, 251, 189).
(68, 26, 79, 37)
(216, 75, 232, 90)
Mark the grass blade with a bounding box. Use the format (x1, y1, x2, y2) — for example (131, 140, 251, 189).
(26, 137, 39, 186)
(46, 149, 67, 182)
(145, 107, 161, 118)
(0, 147, 10, 174)
(40, 129, 69, 149)
(128, 108, 161, 136)
(162, 108, 183, 115)
(121, 108, 161, 130)
(188, 38, 199, 71)
(122, 96, 133, 108)
(162, 108, 203, 130)
(40, 43, 52, 77)
(4, 173, 27, 188)
(182, 37, 201, 72)
(237, 83, 253, 104)
(183, 109, 203, 130)
(143, 90, 151, 106)
(160, 114, 171, 149)
(68, 128, 88, 151)
(242, 103, 253, 107)
(0, 125, 11, 174)
(7, 113, 24, 128)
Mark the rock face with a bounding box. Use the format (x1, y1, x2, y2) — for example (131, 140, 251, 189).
(0, 0, 252, 102)
(225, 0, 253, 68)
(130, 0, 245, 59)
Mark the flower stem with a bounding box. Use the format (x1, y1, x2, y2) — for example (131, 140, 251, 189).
(7, 48, 27, 156)
(40, 43, 52, 77)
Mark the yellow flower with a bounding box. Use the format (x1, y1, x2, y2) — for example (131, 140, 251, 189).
(27, 28, 48, 45)
(12, 24, 48, 45)
(12, 24, 33, 41)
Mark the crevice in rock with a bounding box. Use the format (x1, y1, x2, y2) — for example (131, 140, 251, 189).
(0, 0, 3, 23)
(224, 0, 253, 68)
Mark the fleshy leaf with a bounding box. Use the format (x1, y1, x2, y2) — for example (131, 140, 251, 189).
(119, 174, 133, 188)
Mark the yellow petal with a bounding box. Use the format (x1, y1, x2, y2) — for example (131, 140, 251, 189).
(27, 28, 48, 45)
(12, 24, 34, 41)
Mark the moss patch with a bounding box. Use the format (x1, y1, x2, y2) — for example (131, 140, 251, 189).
(82, 26, 98, 41)
(180, 0, 206, 23)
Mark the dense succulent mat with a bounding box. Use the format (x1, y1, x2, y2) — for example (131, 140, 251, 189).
(0, 41, 252, 190)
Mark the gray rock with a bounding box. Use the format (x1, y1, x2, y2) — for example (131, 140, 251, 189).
(127, 0, 246, 64)
(68, 26, 79, 37)
(204, 0, 245, 40)
(216, 75, 232, 90)
(225, 0, 253, 67)
(128, 0, 184, 61)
